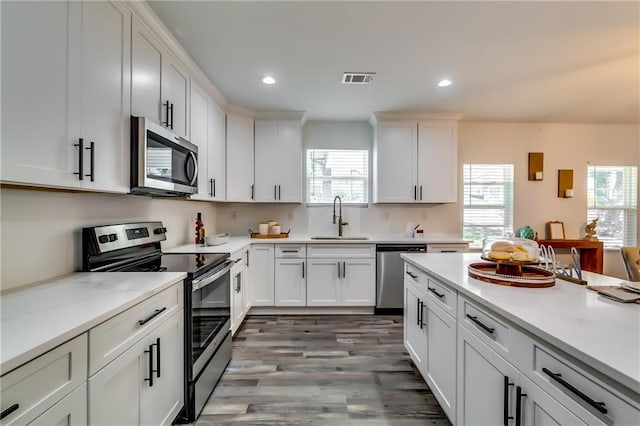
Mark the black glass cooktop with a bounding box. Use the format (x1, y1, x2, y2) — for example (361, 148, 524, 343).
(121, 252, 229, 277)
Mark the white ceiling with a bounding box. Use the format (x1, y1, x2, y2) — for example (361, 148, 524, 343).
(148, 1, 639, 123)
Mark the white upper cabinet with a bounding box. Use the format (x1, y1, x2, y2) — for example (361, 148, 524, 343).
(226, 113, 255, 202)
(1, 0, 130, 192)
(373, 122, 418, 203)
(131, 16, 162, 124)
(189, 81, 209, 200)
(418, 122, 457, 203)
(76, 0, 131, 193)
(131, 15, 189, 140)
(373, 117, 458, 203)
(162, 56, 190, 139)
(254, 120, 302, 203)
(207, 101, 226, 201)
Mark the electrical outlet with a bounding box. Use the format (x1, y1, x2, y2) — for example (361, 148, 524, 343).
(231, 210, 237, 220)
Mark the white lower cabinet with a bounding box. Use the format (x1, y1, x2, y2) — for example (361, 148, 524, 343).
(249, 245, 275, 306)
(306, 245, 376, 307)
(30, 382, 87, 426)
(404, 279, 428, 373)
(89, 309, 184, 426)
(231, 250, 249, 335)
(457, 325, 518, 426)
(275, 259, 306, 306)
(0, 334, 87, 426)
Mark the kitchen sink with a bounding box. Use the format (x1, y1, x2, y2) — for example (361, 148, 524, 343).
(310, 236, 370, 240)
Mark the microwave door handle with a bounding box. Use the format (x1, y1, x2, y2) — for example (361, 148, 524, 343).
(186, 151, 198, 186)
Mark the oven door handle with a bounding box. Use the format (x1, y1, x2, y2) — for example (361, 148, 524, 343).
(191, 259, 237, 292)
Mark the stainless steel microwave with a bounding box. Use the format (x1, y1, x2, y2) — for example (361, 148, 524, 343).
(131, 116, 198, 196)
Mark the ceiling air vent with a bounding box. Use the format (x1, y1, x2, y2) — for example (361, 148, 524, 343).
(342, 72, 375, 84)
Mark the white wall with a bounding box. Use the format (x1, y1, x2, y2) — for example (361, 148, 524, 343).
(0, 188, 218, 291)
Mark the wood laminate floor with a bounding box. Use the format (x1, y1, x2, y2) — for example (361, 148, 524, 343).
(196, 315, 451, 426)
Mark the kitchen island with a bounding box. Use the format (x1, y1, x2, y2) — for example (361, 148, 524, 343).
(401, 252, 639, 425)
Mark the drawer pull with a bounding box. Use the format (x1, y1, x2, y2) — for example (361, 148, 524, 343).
(138, 307, 167, 326)
(503, 376, 514, 426)
(406, 271, 418, 279)
(466, 314, 495, 335)
(0, 404, 19, 420)
(542, 367, 607, 414)
(282, 250, 299, 253)
(515, 386, 527, 426)
(428, 287, 445, 299)
(440, 250, 457, 253)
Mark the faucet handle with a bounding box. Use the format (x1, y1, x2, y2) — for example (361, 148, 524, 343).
(342, 221, 349, 226)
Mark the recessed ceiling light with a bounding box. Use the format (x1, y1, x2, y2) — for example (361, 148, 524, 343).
(438, 79, 452, 87)
(262, 76, 276, 85)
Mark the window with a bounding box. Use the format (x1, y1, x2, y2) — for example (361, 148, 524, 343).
(463, 164, 514, 248)
(587, 165, 637, 248)
(306, 149, 369, 204)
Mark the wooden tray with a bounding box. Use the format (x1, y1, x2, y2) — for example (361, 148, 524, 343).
(249, 229, 290, 239)
(468, 262, 555, 288)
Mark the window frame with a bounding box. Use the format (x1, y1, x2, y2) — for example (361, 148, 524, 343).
(462, 163, 515, 249)
(586, 165, 637, 248)
(305, 148, 371, 206)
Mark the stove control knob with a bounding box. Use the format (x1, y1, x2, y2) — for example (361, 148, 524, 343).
(108, 234, 118, 242)
(154, 227, 167, 235)
(98, 235, 109, 244)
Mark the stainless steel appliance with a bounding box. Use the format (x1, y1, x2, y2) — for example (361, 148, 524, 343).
(376, 243, 426, 312)
(131, 116, 198, 196)
(82, 222, 234, 423)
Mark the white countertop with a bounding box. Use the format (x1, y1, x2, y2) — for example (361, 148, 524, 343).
(401, 252, 640, 393)
(164, 234, 470, 254)
(1, 272, 186, 374)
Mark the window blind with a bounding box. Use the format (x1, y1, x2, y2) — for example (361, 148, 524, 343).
(463, 164, 514, 248)
(587, 165, 637, 248)
(306, 149, 369, 204)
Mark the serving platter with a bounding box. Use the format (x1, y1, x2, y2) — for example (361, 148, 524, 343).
(468, 262, 555, 288)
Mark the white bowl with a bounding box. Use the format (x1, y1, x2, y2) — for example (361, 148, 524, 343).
(206, 233, 230, 246)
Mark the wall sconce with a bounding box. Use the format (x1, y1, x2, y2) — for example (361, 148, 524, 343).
(558, 169, 574, 198)
(528, 152, 544, 181)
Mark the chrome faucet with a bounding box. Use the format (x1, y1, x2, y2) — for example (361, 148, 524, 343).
(332, 195, 348, 236)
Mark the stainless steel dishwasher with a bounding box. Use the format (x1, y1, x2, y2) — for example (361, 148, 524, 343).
(376, 243, 426, 312)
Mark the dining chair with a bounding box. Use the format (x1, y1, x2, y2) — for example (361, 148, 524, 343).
(620, 246, 640, 281)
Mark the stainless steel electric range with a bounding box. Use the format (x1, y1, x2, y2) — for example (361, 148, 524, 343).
(82, 222, 235, 423)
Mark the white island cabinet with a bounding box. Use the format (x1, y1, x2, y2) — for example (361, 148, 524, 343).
(402, 253, 640, 426)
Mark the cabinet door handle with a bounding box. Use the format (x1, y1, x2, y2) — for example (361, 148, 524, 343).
(144, 343, 154, 386)
(406, 271, 418, 279)
(416, 298, 421, 326)
(154, 337, 161, 378)
(274, 184, 277, 200)
(251, 184, 254, 200)
(278, 185, 281, 200)
(246, 249, 249, 267)
(213, 178, 216, 197)
(428, 287, 445, 299)
(337, 262, 341, 279)
(0, 404, 20, 420)
(414, 185, 417, 201)
(302, 262, 305, 278)
(342, 262, 346, 278)
(542, 368, 607, 414)
(419, 301, 426, 329)
(209, 178, 213, 197)
(419, 185, 423, 201)
(503, 376, 514, 426)
(169, 102, 174, 129)
(163, 100, 170, 127)
(466, 314, 495, 335)
(138, 307, 167, 325)
(85, 141, 95, 182)
(236, 272, 241, 293)
(515, 386, 527, 426)
(74, 138, 84, 180)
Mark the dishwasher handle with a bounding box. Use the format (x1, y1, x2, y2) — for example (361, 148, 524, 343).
(376, 244, 426, 252)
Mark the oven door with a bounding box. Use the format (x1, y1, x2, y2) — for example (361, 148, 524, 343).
(189, 261, 233, 379)
(131, 116, 198, 195)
